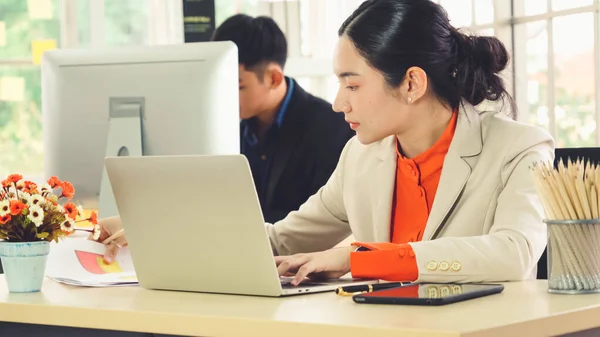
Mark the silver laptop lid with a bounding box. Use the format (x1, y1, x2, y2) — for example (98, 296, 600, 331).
(105, 155, 283, 296)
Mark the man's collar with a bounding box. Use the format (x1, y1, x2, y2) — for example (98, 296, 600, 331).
(275, 77, 294, 127)
(241, 77, 295, 145)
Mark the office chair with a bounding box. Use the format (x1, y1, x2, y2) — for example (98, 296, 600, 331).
(536, 147, 600, 279)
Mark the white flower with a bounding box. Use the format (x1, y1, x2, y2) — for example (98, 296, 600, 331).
(27, 205, 44, 227)
(0, 200, 9, 216)
(29, 194, 44, 207)
(40, 183, 52, 194)
(16, 180, 24, 190)
(55, 204, 65, 213)
(20, 191, 31, 203)
(77, 205, 85, 218)
(60, 218, 75, 233)
(92, 224, 101, 241)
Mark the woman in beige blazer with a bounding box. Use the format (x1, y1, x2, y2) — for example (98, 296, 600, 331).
(95, 0, 554, 286)
(268, 0, 555, 286)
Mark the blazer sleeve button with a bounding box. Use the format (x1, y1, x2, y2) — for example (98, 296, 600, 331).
(426, 260, 438, 271)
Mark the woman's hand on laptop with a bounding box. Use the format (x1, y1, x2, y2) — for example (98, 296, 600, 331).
(88, 216, 128, 263)
(274, 246, 354, 286)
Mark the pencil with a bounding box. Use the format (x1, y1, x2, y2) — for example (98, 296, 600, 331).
(102, 228, 125, 245)
(532, 159, 600, 292)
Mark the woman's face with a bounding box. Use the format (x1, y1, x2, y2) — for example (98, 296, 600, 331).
(332, 35, 413, 145)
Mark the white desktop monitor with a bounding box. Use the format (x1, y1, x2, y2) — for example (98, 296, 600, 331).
(41, 41, 240, 217)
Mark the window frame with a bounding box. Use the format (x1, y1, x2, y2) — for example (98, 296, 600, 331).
(0, 0, 186, 179)
(512, 0, 600, 145)
(3, 0, 600, 180)
(287, 0, 515, 104)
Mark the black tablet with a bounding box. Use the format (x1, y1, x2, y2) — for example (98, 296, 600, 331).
(352, 283, 504, 306)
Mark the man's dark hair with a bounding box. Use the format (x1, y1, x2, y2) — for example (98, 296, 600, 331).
(211, 14, 288, 76)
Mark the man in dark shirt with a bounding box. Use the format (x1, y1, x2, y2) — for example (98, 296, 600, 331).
(212, 14, 354, 224)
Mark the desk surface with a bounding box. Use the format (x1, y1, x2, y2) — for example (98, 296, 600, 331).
(1, 278, 600, 337)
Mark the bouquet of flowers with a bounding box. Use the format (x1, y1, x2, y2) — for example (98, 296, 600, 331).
(0, 174, 100, 242)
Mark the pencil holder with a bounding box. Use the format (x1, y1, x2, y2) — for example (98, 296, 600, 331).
(545, 219, 600, 294)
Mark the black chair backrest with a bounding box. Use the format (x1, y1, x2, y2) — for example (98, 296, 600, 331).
(554, 147, 600, 166)
(537, 147, 600, 279)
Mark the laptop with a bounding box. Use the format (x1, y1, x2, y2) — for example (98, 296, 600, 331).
(104, 154, 378, 297)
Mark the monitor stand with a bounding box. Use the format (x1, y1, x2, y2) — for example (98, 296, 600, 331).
(98, 97, 145, 219)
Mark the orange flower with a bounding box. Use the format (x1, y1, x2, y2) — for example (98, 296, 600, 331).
(7, 174, 22, 183)
(48, 176, 62, 188)
(60, 181, 75, 199)
(0, 214, 11, 224)
(24, 181, 38, 194)
(63, 202, 78, 220)
(9, 200, 27, 216)
(89, 211, 98, 225)
(1, 179, 11, 189)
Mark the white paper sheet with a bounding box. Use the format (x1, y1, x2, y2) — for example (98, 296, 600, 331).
(45, 238, 138, 287)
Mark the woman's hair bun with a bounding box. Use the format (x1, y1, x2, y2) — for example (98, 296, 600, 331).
(452, 30, 510, 106)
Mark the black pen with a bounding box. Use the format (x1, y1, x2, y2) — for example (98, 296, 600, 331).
(335, 282, 412, 296)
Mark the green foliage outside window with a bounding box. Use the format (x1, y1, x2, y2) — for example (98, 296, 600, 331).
(0, 0, 60, 177)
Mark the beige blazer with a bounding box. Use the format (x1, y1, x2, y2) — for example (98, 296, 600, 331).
(265, 102, 555, 283)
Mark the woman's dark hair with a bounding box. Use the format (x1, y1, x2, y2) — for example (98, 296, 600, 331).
(338, 0, 515, 119)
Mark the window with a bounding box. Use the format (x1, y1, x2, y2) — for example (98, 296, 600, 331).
(552, 0, 594, 12)
(295, 0, 364, 102)
(294, 0, 600, 148)
(0, 0, 293, 180)
(554, 14, 595, 147)
(294, 0, 511, 103)
(0, 0, 185, 179)
(0, 0, 61, 179)
(71, 0, 183, 48)
(104, 0, 152, 46)
(215, 0, 264, 27)
(2, 0, 598, 180)
(440, 0, 473, 27)
(513, 1, 600, 147)
(514, 21, 549, 130)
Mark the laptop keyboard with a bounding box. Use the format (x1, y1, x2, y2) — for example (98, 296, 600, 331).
(281, 281, 326, 288)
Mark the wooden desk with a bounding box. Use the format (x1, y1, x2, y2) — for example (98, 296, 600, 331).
(1, 277, 600, 337)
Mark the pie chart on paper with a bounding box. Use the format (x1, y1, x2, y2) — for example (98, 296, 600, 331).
(74, 250, 123, 274)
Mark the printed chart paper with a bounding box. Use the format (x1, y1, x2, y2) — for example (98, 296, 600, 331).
(45, 238, 138, 287)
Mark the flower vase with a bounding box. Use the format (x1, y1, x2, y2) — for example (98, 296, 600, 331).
(0, 241, 50, 293)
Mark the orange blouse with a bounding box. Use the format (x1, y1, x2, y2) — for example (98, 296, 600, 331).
(350, 112, 458, 281)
